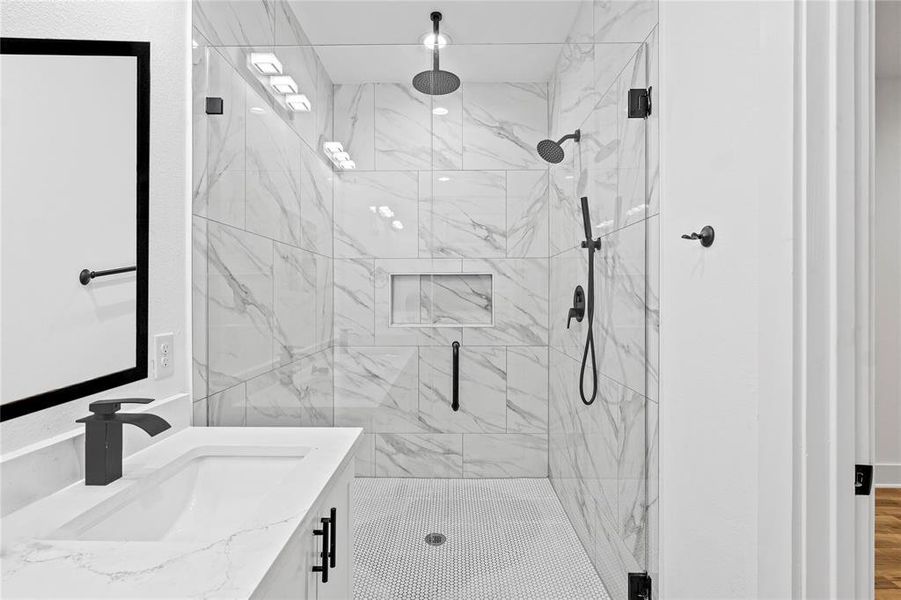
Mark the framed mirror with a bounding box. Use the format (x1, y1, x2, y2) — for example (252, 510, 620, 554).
(0, 38, 150, 420)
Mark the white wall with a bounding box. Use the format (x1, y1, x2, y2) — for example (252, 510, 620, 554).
(0, 0, 191, 453)
(658, 1, 794, 597)
(875, 76, 901, 485)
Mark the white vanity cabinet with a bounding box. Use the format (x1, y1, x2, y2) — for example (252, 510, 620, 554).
(253, 462, 354, 600)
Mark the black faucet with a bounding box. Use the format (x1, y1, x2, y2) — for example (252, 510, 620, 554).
(76, 398, 171, 486)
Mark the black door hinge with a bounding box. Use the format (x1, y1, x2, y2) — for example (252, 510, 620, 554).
(855, 464, 873, 496)
(628, 87, 652, 119)
(629, 572, 652, 600)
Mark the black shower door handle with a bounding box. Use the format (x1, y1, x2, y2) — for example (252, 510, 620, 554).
(452, 341, 460, 412)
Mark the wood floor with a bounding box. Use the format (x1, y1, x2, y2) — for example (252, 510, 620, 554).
(877, 488, 901, 599)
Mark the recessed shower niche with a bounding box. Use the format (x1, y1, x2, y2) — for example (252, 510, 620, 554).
(389, 273, 493, 327)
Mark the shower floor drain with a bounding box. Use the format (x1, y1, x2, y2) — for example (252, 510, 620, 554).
(424, 533, 446, 546)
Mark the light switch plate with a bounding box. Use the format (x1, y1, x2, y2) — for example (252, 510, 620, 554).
(154, 333, 174, 379)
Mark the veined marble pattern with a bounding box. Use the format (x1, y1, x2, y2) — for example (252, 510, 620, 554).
(374, 434, 463, 477)
(549, 247, 589, 361)
(462, 258, 549, 346)
(616, 47, 647, 171)
(193, 0, 276, 47)
(593, 0, 658, 44)
(193, 397, 208, 426)
(245, 169, 302, 246)
(299, 144, 334, 256)
(315, 58, 334, 150)
(192, 217, 209, 402)
(202, 49, 246, 228)
(334, 84, 375, 170)
(420, 171, 506, 258)
(431, 90, 463, 169)
(506, 170, 549, 258)
(334, 171, 419, 258)
(595, 219, 647, 396)
(272, 242, 316, 365)
(354, 433, 377, 476)
(646, 215, 659, 402)
(647, 26, 660, 217)
(192, 33, 209, 218)
(245, 349, 333, 426)
(463, 434, 548, 477)
(506, 346, 549, 434)
(315, 253, 334, 349)
(246, 90, 301, 173)
(374, 83, 431, 170)
(423, 274, 493, 326)
(462, 83, 548, 170)
(548, 151, 581, 257)
(334, 346, 424, 433)
(207, 222, 274, 394)
(334, 258, 375, 345)
(419, 346, 506, 434)
(552, 43, 599, 136)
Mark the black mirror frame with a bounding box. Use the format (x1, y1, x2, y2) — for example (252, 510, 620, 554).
(0, 38, 150, 421)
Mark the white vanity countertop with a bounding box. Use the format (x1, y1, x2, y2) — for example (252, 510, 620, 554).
(0, 427, 362, 598)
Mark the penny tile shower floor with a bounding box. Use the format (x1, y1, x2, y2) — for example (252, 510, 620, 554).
(353, 478, 610, 600)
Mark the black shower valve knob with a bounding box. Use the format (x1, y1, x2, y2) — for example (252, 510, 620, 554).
(681, 225, 715, 247)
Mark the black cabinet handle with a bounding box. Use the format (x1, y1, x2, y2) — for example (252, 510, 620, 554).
(312, 516, 330, 583)
(328, 507, 336, 568)
(452, 341, 460, 412)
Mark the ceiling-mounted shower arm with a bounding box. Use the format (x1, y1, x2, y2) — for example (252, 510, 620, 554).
(431, 11, 441, 71)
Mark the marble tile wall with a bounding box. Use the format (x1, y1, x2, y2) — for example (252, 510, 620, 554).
(547, 3, 659, 599)
(332, 81, 551, 479)
(192, 0, 335, 428)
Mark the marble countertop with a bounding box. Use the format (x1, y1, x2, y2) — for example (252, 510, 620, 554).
(0, 427, 362, 598)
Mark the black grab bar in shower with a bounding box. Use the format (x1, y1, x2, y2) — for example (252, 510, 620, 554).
(452, 341, 460, 412)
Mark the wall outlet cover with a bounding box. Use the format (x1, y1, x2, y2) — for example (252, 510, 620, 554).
(154, 332, 174, 379)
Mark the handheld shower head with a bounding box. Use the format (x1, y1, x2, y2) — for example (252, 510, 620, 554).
(580, 196, 592, 242)
(536, 129, 581, 164)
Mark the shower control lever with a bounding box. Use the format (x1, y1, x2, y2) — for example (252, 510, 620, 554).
(567, 286, 586, 329)
(681, 225, 715, 247)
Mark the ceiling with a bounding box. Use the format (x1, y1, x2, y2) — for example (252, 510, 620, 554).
(287, 0, 583, 46)
(288, 0, 582, 83)
(876, 0, 901, 78)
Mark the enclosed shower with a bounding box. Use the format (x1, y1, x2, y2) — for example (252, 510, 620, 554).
(191, 1, 659, 598)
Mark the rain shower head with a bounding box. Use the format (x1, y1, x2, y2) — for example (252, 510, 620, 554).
(537, 129, 581, 164)
(412, 12, 460, 96)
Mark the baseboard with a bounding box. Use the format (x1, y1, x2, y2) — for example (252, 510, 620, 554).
(875, 463, 901, 487)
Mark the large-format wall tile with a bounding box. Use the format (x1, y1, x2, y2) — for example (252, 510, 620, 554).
(646, 399, 659, 583)
(355, 433, 376, 476)
(646, 215, 659, 402)
(273, 1, 312, 45)
(595, 219, 646, 396)
(507, 346, 549, 433)
(208, 382, 246, 426)
(245, 349, 333, 426)
(334, 84, 375, 171)
(374, 433, 463, 477)
(419, 346, 506, 433)
(578, 92, 620, 236)
(192, 217, 209, 402)
(334, 171, 419, 258)
(193, 397, 208, 427)
(552, 43, 598, 136)
(372, 258, 463, 347)
(334, 258, 375, 346)
(246, 88, 301, 173)
(420, 171, 506, 258)
(593, 0, 658, 44)
(272, 242, 316, 365)
(374, 83, 431, 170)
(273, 45, 319, 148)
(334, 347, 424, 432)
(423, 274, 493, 326)
(245, 169, 302, 245)
(193, 0, 276, 47)
(463, 258, 549, 346)
(506, 170, 549, 258)
(315, 59, 334, 150)
(207, 223, 274, 393)
(645, 26, 659, 217)
(315, 254, 334, 349)
(300, 145, 334, 255)
(202, 50, 246, 228)
(192, 34, 209, 217)
(549, 248, 588, 360)
(462, 83, 548, 170)
(432, 90, 463, 169)
(548, 151, 580, 257)
(463, 434, 548, 477)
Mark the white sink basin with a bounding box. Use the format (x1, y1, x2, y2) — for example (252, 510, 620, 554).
(51, 446, 308, 542)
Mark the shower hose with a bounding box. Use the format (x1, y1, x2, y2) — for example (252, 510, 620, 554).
(580, 238, 599, 405)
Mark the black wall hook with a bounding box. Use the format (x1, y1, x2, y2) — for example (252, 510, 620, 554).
(681, 225, 715, 248)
